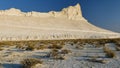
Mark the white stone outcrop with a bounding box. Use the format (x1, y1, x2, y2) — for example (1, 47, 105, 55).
(49, 3, 85, 20)
(0, 8, 25, 16)
(0, 4, 85, 20)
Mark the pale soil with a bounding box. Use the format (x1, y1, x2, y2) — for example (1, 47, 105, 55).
(0, 43, 119, 68)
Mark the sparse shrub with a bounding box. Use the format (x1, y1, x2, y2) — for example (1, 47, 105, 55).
(103, 46, 109, 53)
(36, 45, 46, 50)
(75, 45, 84, 49)
(16, 42, 47, 50)
(103, 46, 116, 58)
(26, 45, 35, 51)
(50, 49, 59, 58)
(61, 49, 71, 54)
(50, 49, 65, 60)
(106, 50, 116, 58)
(16, 45, 27, 50)
(56, 55, 65, 60)
(48, 44, 63, 49)
(21, 58, 43, 68)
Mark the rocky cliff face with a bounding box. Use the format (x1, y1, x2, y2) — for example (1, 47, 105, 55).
(0, 4, 85, 20)
(49, 3, 84, 20)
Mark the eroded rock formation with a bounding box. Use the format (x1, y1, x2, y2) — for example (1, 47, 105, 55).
(0, 3, 119, 41)
(0, 4, 85, 20)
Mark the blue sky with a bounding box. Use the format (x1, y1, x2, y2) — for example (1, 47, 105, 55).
(0, 0, 120, 32)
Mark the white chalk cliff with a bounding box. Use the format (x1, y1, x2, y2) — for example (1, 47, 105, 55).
(0, 4, 120, 41)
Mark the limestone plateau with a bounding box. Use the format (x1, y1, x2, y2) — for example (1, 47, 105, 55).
(0, 4, 120, 41)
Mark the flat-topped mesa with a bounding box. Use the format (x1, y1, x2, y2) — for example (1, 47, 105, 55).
(0, 3, 85, 20)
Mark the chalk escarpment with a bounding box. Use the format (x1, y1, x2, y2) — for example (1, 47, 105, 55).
(0, 4, 84, 20)
(0, 4, 120, 41)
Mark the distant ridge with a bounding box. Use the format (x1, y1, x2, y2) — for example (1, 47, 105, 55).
(0, 4, 85, 20)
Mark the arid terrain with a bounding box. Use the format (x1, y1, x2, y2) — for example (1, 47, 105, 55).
(0, 39, 120, 68)
(0, 3, 120, 68)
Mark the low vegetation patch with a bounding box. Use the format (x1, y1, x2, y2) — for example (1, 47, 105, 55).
(48, 44, 63, 49)
(61, 49, 72, 54)
(25, 45, 35, 51)
(50, 49, 65, 60)
(103, 46, 116, 58)
(50, 49, 59, 58)
(36, 45, 47, 50)
(75, 45, 84, 49)
(21, 58, 43, 68)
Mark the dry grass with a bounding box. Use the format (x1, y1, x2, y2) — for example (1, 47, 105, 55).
(50, 49, 59, 58)
(36, 45, 47, 50)
(26, 45, 35, 51)
(48, 44, 63, 49)
(0, 38, 119, 50)
(49, 49, 71, 60)
(16, 42, 47, 50)
(103, 46, 116, 58)
(61, 49, 72, 54)
(20, 58, 43, 68)
(0, 38, 119, 45)
(50, 49, 65, 60)
(75, 45, 84, 49)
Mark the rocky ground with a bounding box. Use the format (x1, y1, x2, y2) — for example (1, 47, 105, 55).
(0, 40, 120, 68)
(46, 43, 120, 68)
